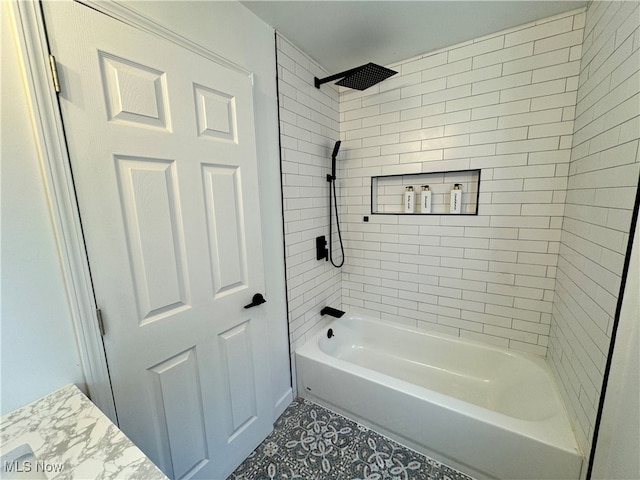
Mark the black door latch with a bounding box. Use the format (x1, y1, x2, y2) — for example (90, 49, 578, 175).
(244, 293, 266, 309)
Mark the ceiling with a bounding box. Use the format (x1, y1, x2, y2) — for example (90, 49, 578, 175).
(241, 1, 589, 74)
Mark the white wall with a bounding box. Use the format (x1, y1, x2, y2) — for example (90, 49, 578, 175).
(1, 4, 85, 414)
(549, 0, 640, 454)
(338, 8, 586, 355)
(276, 34, 342, 390)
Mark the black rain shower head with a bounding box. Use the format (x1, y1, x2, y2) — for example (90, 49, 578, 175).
(314, 63, 397, 91)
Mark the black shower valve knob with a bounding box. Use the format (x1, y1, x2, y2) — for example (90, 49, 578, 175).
(316, 235, 329, 261)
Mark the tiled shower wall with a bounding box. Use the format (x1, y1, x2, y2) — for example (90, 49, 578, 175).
(276, 35, 341, 383)
(338, 9, 587, 355)
(548, 0, 640, 455)
(277, 9, 639, 457)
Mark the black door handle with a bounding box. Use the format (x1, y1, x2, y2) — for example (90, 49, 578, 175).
(244, 293, 266, 309)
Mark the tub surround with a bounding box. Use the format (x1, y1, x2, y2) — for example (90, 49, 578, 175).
(297, 314, 582, 480)
(0, 385, 167, 479)
(278, 5, 587, 389)
(276, 33, 342, 390)
(338, 7, 588, 357)
(549, 0, 640, 455)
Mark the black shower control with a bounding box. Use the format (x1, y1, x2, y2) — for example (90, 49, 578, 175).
(316, 235, 328, 261)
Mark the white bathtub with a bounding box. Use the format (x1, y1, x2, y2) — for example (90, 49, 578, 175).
(295, 315, 583, 480)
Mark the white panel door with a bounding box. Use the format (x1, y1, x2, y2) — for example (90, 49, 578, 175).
(43, 3, 273, 479)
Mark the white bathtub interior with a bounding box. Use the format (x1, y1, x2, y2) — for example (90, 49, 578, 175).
(322, 318, 561, 422)
(296, 315, 583, 480)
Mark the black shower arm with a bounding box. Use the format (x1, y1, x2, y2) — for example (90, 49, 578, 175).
(314, 66, 364, 89)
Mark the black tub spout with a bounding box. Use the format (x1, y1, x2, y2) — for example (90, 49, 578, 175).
(320, 306, 344, 318)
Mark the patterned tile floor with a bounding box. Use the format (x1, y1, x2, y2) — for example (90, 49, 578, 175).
(228, 397, 474, 480)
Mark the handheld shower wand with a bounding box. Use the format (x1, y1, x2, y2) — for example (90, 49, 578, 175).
(328, 140, 341, 182)
(327, 141, 345, 268)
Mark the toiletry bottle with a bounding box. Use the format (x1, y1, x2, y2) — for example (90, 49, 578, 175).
(450, 183, 462, 214)
(421, 185, 431, 214)
(404, 186, 415, 213)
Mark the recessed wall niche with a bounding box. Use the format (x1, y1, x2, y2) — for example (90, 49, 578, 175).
(371, 169, 481, 215)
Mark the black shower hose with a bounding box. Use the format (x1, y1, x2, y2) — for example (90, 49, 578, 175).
(328, 177, 345, 268)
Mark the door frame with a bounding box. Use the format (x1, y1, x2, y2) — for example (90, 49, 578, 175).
(9, 0, 258, 423)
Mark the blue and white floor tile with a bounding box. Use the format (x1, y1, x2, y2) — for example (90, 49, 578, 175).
(228, 398, 474, 480)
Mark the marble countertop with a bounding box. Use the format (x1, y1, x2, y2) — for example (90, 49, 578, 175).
(0, 384, 168, 479)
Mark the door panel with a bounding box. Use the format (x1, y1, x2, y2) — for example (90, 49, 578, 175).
(219, 320, 258, 435)
(148, 348, 208, 479)
(99, 52, 171, 130)
(115, 156, 190, 322)
(194, 84, 237, 142)
(202, 164, 248, 297)
(43, 3, 272, 479)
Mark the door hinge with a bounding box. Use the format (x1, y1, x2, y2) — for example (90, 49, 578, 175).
(48, 54, 60, 93)
(96, 308, 106, 336)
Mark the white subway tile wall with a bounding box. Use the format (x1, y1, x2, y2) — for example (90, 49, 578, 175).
(338, 8, 587, 357)
(276, 35, 342, 389)
(548, 0, 640, 455)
